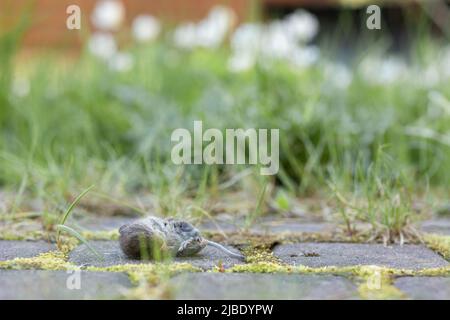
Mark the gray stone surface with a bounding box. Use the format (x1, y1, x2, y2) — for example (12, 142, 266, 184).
(0, 220, 46, 239)
(395, 277, 450, 300)
(69, 241, 135, 267)
(250, 218, 334, 234)
(0, 270, 131, 299)
(71, 216, 135, 232)
(175, 245, 244, 270)
(170, 273, 359, 300)
(273, 243, 449, 270)
(200, 215, 332, 235)
(69, 240, 243, 270)
(421, 219, 450, 235)
(199, 215, 243, 233)
(0, 240, 54, 261)
(435, 204, 450, 217)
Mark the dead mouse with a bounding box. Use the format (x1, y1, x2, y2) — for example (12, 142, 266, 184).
(119, 216, 245, 261)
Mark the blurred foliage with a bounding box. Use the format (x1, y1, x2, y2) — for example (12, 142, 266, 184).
(0, 8, 449, 225)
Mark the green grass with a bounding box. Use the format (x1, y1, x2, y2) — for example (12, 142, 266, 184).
(329, 146, 419, 243)
(0, 15, 449, 239)
(55, 185, 103, 259)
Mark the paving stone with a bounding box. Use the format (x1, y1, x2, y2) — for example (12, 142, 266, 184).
(421, 219, 450, 235)
(170, 273, 359, 300)
(250, 217, 334, 234)
(69, 240, 243, 270)
(273, 243, 449, 270)
(0, 220, 45, 239)
(199, 215, 243, 233)
(434, 204, 450, 217)
(0, 270, 131, 299)
(74, 215, 333, 236)
(0, 240, 55, 261)
(200, 215, 332, 235)
(395, 277, 450, 300)
(69, 241, 134, 267)
(175, 245, 244, 270)
(70, 216, 136, 232)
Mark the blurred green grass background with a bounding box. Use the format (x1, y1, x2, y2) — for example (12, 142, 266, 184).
(0, 4, 449, 239)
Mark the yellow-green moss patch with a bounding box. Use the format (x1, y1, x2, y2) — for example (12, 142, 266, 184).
(0, 230, 48, 241)
(424, 234, 450, 260)
(0, 251, 77, 271)
(87, 262, 202, 284)
(356, 266, 406, 300)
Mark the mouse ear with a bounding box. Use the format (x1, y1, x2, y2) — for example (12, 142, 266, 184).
(118, 224, 129, 234)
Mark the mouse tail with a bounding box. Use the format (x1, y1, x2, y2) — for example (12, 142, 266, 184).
(205, 240, 245, 261)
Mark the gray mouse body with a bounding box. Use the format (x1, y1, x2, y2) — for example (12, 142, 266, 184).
(119, 216, 244, 260)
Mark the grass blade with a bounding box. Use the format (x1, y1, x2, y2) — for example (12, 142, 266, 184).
(59, 185, 95, 225)
(245, 180, 268, 229)
(56, 224, 104, 260)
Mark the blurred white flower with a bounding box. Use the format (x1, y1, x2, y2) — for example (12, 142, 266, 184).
(261, 21, 292, 59)
(421, 65, 440, 87)
(289, 46, 320, 68)
(284, 9, 319, 43)
(228, 11, 320, 72)
(195, 19, 223, 48)
(360, 56, 406, 84)
(230, 23, 263, 55)
(208, 5, 235, 30)
(109, 52, 134, 72)
(428, 91, 450, 118)
(174, 19, 228, 49)
(417, 46, 450, 86)
(132, 15, 161, 43)
(173, 22, 198, 49)
(228, 52, 255, 72)
(442, 46, 450, 79)
(91, 0, 125, 31)
(11, 77, 30, 97)
(324, 62, 353, 89)
(379, 57, 407, 83)
(227, 23, 263, 72)
(173, 5, 235, 49)
(200, 5, 234, 47)
(88, 32, 117, 60)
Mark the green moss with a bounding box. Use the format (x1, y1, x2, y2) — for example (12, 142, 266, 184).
(358, 281, 405, 300)
(228, 262, 291, 273)
(0, 230, 48, 241)
(0, 251, 77, 270)
(205, 229, 412, 250)
(355, 266, 406, 300)
(415, 266, 450, 276)
(87, 262, 201, 284)
(242, 244, 279, 264)
(1, 224, 449, 300)
(87, 262, 202, 299)
(226, 263, 411, 299)
(0, 212, 44, 221)
(424, 234, 450, 260)
(0, 226, 119, 242)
